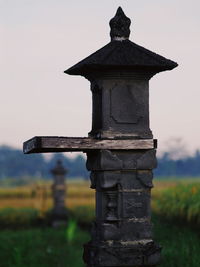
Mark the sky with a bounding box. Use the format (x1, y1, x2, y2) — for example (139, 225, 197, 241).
(0, 0, 200, 156)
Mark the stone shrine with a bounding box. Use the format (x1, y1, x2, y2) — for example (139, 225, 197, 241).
(24, 7, 178, 266)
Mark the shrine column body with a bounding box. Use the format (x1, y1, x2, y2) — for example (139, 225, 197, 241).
(65, 7, 177, 267)
(51, 160, 68, 227)
(24, 7, 177, 267)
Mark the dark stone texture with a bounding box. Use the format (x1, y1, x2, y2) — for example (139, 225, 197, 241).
(65, 38, 178, 76)
(93, 221, 152, 241)
(86, 150, 157, 171)
(84, 241, 161, 266)
(122, 191, 150, 218)
(111, 84, 141, 124)
(109, 7, 131, 41)
(96, 191, 151, 220)
(65, 9, 178, 79)
(87, 150, 123, 171)
(90, 170, 153, 190)
(85, 147, 157, 266)
(88, 78, 152, 139)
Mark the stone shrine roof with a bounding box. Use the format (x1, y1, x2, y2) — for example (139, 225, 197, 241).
(65, 7, 178, 76)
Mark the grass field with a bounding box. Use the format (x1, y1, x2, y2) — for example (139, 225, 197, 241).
(0, 178, 200, 225)
(0, 180, 95, 211)
(153, 214, 200, 267)
(152, 181, 200, 225)
(0, 178, 200, 266)
(0, 215, 199, 267)
(0, 226, 89, 267)
(0, 178, 199, 216)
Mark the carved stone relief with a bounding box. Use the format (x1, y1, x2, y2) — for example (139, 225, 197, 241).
(111, 84, 140, 124)
(87, 149, 157, 171)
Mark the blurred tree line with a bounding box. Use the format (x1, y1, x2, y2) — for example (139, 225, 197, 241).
(0, 146, 88, 179)
(154, 150, 200, 177)
(0, 145, 200, 179)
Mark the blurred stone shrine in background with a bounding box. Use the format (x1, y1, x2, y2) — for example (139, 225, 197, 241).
(50, 160, 68, 227)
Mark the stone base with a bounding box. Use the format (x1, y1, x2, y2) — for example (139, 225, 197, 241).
(49, 208, 68, 227)
(83, 241, 161, 267)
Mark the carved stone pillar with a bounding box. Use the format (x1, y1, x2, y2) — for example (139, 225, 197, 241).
(83, 149, 160, 266)
(64, 7, 177, 266)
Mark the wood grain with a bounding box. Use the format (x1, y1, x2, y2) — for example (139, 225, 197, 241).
(23, 136, 157, 154)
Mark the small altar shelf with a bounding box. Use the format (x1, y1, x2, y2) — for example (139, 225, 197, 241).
(23, 136, 157, 154)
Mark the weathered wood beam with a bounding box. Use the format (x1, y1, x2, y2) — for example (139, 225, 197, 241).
(23, 136, 157, 154)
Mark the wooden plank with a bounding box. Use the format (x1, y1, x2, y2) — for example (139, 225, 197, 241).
(23, 136, 157, 154)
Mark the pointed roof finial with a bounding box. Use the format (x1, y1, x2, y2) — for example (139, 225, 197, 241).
(65, 7, 178, 76)
(109, 7, 131, 41)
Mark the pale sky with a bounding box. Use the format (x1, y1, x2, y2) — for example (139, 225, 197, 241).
(0, 0, 200, 155)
